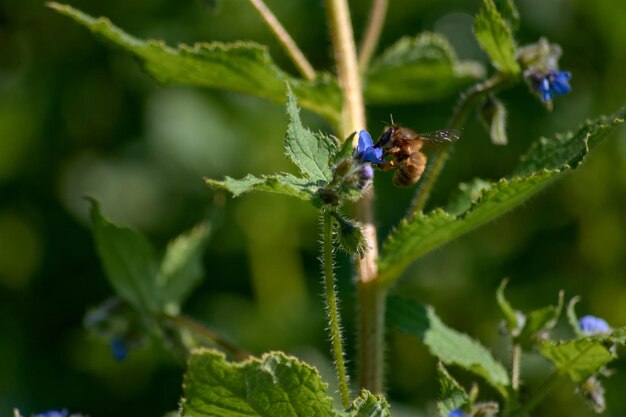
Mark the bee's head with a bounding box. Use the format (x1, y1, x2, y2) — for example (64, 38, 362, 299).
(376, 125, 398, 150)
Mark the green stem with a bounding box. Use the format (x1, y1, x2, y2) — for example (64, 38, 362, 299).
(511, 342, 521, 391)
(324, 0, 385, 394)
(358, 0, 388, 71)
(163, 314, 249, 361)
(408, 73, 514, 215)
(322, 210, 351, 408)
(247, 0, 316, 80)
(508, 371, 563, 417)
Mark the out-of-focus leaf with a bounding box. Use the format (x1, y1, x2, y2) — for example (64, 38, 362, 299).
(181, 349, 337, 417)
(473, 0, 520, 74)
(364, 33, 485, 104)
(349, 390, 391, 417)
(496, 279, 519, 334)
(89, 198, 161, 313)
(437, 363, 469, 417)
(518, 291, 563, 348)
(567, 297, 584, 337)
(495, 0, 520, 31)
(47, 3, 342, 124)
(205, 173, 319, 200)
(387, 296, 509, 394)
(285, 89, 336, 181)
(158, 222, 211, 315)
(378, 108, 626, 285)
(540, 339, 614, 383)
(481, 95, 508, 145)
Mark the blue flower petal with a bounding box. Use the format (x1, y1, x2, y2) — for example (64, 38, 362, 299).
(579, 315, 611, 336)
(550, 71, 572, 95)
(357, 130, 374, 154)
(447, 409, 465, 417)
(110, 337, 129, 361)
(361, 147, 385, 164)
(540, 78, 553, 101)
(35, 410, 69, 417)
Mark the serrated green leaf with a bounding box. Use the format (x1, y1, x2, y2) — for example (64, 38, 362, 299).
(518, 291, 563, 348)
(158, 222, 211, 315)
(437, 363, 469, 417)
(181, 349, 337, 417)
(473, 0, 520, 74)
(89, 198, 161, 313)
(285, 89, 336, 181)
(47, 3, 341, 124)
(205, 173, 320, 200)
(496, 279, 519, 334)
(349, 390, 391, 417)
(378, 108, 626, 286)
(540, 339, 614, 383)
(388, 296, 509, 393)
(495, 0, 520, 31)
(365, 33, 485, 104)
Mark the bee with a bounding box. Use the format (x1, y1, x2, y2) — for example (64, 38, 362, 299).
(374, 123, 461, 187)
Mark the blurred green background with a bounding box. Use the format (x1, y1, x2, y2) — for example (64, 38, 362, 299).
(1, 0, 625, 415)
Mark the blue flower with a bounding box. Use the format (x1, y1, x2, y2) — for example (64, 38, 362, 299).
(535, 70, 571, 102)
(35, 410, 69, 417)
(109, 337, 129, 361)
(579, 315, 611, 336)
(355, 130, 384, 164)
(447, 409, 465, 417)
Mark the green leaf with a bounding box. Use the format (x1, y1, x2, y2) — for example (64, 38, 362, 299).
(47, 3, 342, 124)
(473, 0, 520, 74)
(495, 0, 520, 31)
(496, 279, 520, 334)
(540, 339, 614, 383)
(387, 296, 509, 393)
(364, 33, 485, 104)
(205, 173, 320, 200)
(157, 222, 211, 315)
(518, 291, 563, 348)
(181, 349, 337, 417)
(285, 89, 336, 181)
(349, 390, 392, 417)
(567, 297, 584, 337)
(89, 198, 161, 313)
(378, 108, 626, 286)
(437, 363, 469, 417)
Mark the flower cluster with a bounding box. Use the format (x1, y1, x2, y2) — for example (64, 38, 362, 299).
(532, 70, 572, 103)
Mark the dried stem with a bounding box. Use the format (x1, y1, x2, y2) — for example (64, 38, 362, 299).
(358, 0, 388, 71)
(247, 0, 316, 80)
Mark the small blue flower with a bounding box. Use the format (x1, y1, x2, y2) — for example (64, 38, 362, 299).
(535, 70, 572, 102)
(579, 315, 611, 336)
(360, 164, 374, 181)
(355, 130, 384, 164)
(447, 409, 466, 417)
(35, 410, 69, 417)
(109, 337, 129, 361)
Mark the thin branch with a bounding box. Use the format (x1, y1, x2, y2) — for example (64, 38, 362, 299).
(247, 0, 316, 80)
(511, 342, 521, 391)
(322, 210, 351, 407)
(358, 0, 388, 71)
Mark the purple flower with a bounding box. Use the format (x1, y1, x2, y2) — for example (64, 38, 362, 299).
(579, 315, 611, 336)
(35, 410, 69, 417)
(534, 70, 572, 102)
(447, 409, 465, 417)
(360, 164, 374, 181)
(355, 130, 384, 164)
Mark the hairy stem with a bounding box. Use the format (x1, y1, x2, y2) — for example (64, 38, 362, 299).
(358, 0, 388, 71)
(322, 210, 351, 407)
(325, 0, 384, 394)
(247, 0, 316, 80)
(408, 73, 513, 215)
(163, 314, 249, 361)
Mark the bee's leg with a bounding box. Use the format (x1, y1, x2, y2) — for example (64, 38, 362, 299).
(377, 160, 395, 171)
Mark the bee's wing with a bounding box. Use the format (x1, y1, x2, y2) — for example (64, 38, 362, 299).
(419, 129, 462, 143)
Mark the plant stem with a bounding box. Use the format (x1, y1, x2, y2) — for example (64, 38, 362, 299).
(325, 0, 385, 394)
(511, 342, 521, 391)
(322, 210, 351, 408)
(358, 0, 388, 72)
(508, 371, 563, 417)
(408, 73, 513, 215)
(247, 0, 316, 80)
(163, 314, 249, 361)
